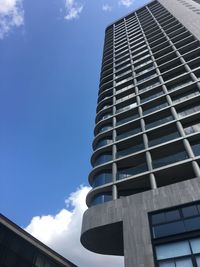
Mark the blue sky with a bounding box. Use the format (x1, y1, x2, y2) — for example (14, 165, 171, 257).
(0, 0, 150, 265)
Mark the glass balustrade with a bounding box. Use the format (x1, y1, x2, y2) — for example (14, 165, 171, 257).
(91, 193, 112, 206)
(152, 150, 188, 169)
(100, 113, 112, 121)
(117, 163, 147, 180)
(116, 103, 137, 114)
(140, 91, 163, 103)
(191, 142, 200, 157)
(134, 54, 150, 64)
(143, 102, 168, 115)
(136, 66, 155, 76)
(178, 104, 200, 118)
(99, 125, 112, 133)
(148, 131, 180, 147)
(134, 60, 153, 70)
(145, 115, 173, 130)
(167, 80, 193, 92)
(115, 70, 132, 79)
(116, 127, 141, 140)
(94, 154, 112, 166)
(184, 121, 200, 135)
(116, 76, 133, 87)
(117, 143, 144, 158)
(139, 81, 161, 93)
(172, 91, 199, 104)
(137, 73, 157, 84)
(92, 172, 112, 188)
(116, 93, 135, 104)
(116, 84, 134, 94)
(95, 139, 112, 150)
(116, 114, 139, 126)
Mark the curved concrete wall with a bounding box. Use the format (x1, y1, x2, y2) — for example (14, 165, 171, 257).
(81, 178, 200, 267)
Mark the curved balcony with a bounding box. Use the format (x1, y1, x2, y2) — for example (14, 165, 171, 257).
(91, 193, 112, 206)
(96, 124, 113, 136)
(94, 139, 113, 151)
(93, 154, 113, 167)
(96, 103, 113, 118)
(96, 112, 113, 124)
(92, 172, 112, 188)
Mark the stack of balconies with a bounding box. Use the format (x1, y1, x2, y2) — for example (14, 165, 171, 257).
(87, 0, 200, 207)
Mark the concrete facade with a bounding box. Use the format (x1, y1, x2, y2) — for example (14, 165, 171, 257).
(81, 0, 200, 266)
(82, 178, 200, 266)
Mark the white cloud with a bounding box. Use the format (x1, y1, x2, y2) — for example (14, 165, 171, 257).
(25, 186, 124, 267)
(64, 0, 83, 20)
(0, 0, 24, 39)
(118, 0, 134, 7)
(102, 4, 113, 12)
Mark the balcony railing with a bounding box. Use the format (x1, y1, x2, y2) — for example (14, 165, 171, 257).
(117, 163, 147, 180)
(95, 139, 112, 150)
(116, 103, 137, 114)
(116, 143, 144, 158)
(94, 154, 112, 167)
(116, 128, 141, 141)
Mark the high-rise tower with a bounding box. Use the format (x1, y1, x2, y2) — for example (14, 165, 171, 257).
(81, 1, 200, 266)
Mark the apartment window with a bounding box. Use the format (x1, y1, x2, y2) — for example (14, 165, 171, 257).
(149, 202, 200, 267)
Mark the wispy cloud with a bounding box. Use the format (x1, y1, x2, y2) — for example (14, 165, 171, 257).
(0, 0, 24, 39)
(25, 186, 124, 267)
(118, 0, 134, 7)
(102, 4, 113, 12)
(64, 0, 83, 20)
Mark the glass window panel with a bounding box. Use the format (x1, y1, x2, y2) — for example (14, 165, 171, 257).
(153, 221, 185, 238)
(196, 255, 200, 267)
(184, 217, 200, 231)
(152, 213, 165, 225)
(155, 240, 191, 260)
(35, 253, 45, 267)
(190, 238, 200, 253)
(191, 143, 200, 156)
(182, 205, 199, 217)
(197, 204, 200, 214)
(159, 260, 175, 267)
(165, 210, 180, 222)
(175, 257, 193, 267)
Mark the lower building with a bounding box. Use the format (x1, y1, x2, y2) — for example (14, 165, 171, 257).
(0, 214, 77, 267)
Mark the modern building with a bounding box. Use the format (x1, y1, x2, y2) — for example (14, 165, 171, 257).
(0, 214, 77, 267)
(81, 0, 200, 266)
